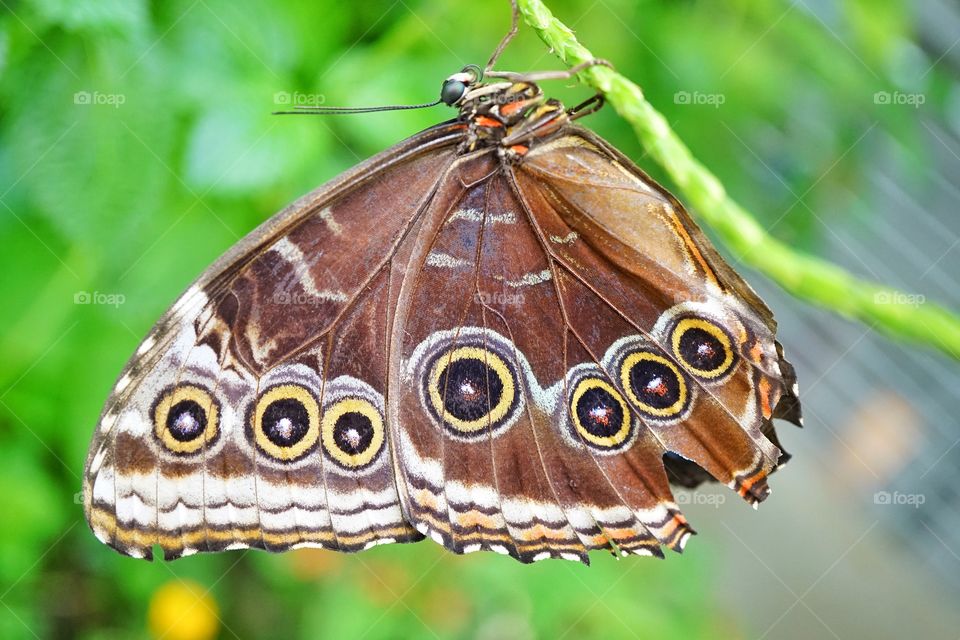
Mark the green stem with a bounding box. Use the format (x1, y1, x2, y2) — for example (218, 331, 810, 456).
(516, 0, 960, 361)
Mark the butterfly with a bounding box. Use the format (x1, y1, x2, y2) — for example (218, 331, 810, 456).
(82, 12, 801, 565)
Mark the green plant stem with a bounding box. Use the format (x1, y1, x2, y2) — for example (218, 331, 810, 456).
(516, 0, 960, 361)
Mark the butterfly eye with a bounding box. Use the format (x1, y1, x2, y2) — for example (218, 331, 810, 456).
(619, 351, 691, 421)
(250, 384, 320, 462)
(427, 345, 519, 438)
(440, 79, 468, 105)
(153, 384, 220, 455)
(320, 397, 385, 470)
(570, 377, 633, 451)
(670, 317, 737, 380)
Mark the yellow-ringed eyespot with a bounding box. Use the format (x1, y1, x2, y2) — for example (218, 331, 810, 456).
(249, 384, 320, 462)
(619, 351, 691, 421)
(426, 345, 518, 438)
(152, 384, 220, 455)
(670, 317, 737, 380)
(570, 377, 633, 451)
(320, 397, 385, 470)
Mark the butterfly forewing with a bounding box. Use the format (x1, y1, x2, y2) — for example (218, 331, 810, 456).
(84, 123, 463, 559)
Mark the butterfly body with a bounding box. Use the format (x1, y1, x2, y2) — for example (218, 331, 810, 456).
(83, 70, 799, 564)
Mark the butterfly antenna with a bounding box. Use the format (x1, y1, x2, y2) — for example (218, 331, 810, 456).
(272, 99, 442, 115)
(485, 0, 519, 74)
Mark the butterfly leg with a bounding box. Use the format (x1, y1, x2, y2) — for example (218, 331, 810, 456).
(484, 0, 520, 74)
(486, 59, 614, 83)
(567, 94, 605, 121)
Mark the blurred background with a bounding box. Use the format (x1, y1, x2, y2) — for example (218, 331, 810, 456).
(1, 0, 959, 638)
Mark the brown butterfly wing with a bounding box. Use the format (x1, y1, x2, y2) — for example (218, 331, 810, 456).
(83, 122, 463, 559)
(388, 128, 798, 563)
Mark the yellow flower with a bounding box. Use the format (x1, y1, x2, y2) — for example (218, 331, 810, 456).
(148, 579, 220, 640)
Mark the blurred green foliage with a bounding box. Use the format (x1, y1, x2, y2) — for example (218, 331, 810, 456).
(0, 0, 940, 637)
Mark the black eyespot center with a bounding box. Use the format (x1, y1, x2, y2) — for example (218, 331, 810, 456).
(629, 358, 682, 410)
(683, 327, 724, 368)
(261, 397, 311, 447)
(438, 357, 504, 422)
(166, 399, 207, 442)
(575, 385, 625, 438)
(332, 411, 374, 455)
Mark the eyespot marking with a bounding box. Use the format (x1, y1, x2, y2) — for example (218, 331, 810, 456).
(670, 316, 737, 380)
(320, 396, 385, 470)
(570, 377, 633, 451)
(425, 345, 519, 438)
(153, 384, 220, 455)
(249, 384, 320, 462)
(619, 351, 690, 421)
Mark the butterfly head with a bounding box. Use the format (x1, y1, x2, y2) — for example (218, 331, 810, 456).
(439, 66, 480, 106)
(441, 66, 544, 119)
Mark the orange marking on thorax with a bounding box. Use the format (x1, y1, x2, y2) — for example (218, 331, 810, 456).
(475, 115, 503, 128)
(500, 100, 529, 117)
